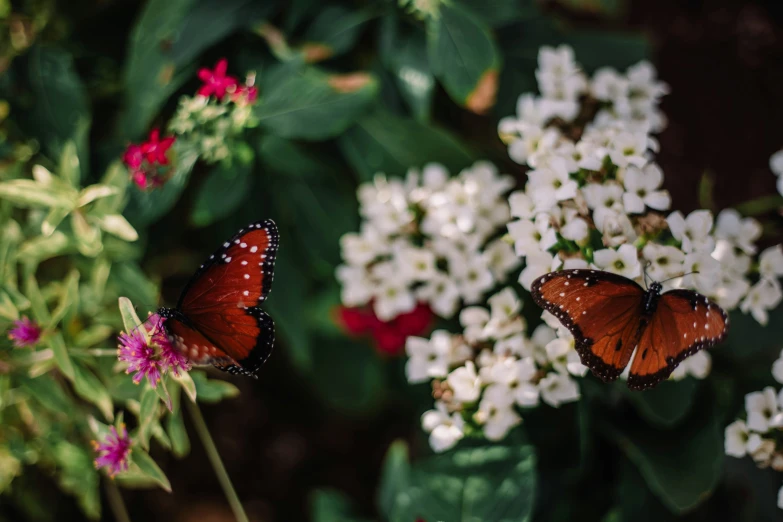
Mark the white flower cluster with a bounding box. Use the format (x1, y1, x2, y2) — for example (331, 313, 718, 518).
(725, 352, 783, 510)
(168, 84, 257, 164)
(499, 45, 783, 338)
(336, 162, 519, 321)
(410, 287, 586, 452)
(770, 150, 783, 197)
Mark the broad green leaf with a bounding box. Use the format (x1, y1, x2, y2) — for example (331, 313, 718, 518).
(191, 372, 240, 403)
(456, 0, 539, 27)
(310, 335, 385, 414)
(0, 179, 76, 208)
(626, 378, 699, 428)
(382, 443, 537, 522)
(338, 109, 474, 180)
(90, 257, 111, 305)
(94, 162, 130, 215)
(138, 386, 159, 449)
(130, 448, 172, 492)
(123, 143, 198, 227)
(71, 212, 102, 257)
(23, 46, 90, 175)
(378, 440, 410, 517)
(58, 142, 81, 188)
(94, 214, 139, 242)
(311, 489, 372, 522)
(48, 333, 76, 381)
(255, 62, 379, 140)
(606, 404, 723, 513)
(565, 31, 650, 73)
(167, 388, 190, 458)
(72, 362, 114, 421)
(52, 441, 101, 519)
(378, 18, 434, 121)
(734, 194, 783, 216)
(41, 206, 71, 236)
(48, 270, 79, 330)
(19, 376, 72, 415)
(190, 155, 253, 227)
(428, 3, 501, 114)
(301, 6, 374, 61)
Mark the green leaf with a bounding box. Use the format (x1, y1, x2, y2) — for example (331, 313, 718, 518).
(427, 3, 500, 113)
(338, 109, 474, 180)
(73, 324, 113, 348)
(48, 269, 79, 330)
(110, 263, 159, 315)
(606, 403, 723, 513)
(626, 378, 700, 428)
(19, 375, 72, 415)
(18, 231, 74, 265)
(190, 155, 254, 227)
(123, 143, 198, 227)
(41, 206, 71, 236)
(0, 290, 18, 321)
(167, 388, 190, 458)
(173, 372, 197, 403)
(0, 446, 22, 494)
(456, 0, 539, 27)
(137, 386, 159, 449)
(94, 214, 139, 242)
(58, 142, 82, 188)
(71, 212, 103, 257)
(72, 362, 114, 421)
(381, 442, 537, 522)
(378, 440, 410, 517)
(310, 335, 385, 415)
(52, 441, 101, 519)
(378, 18, 434, 121)
(565, 31, 650, 73)
(131, 448, 172, 492)
(48, 332, 76, 381)
(255, 62, 379, 140)
(301, 6, 374, 60)
(0, 179, 76, 208)
(23, 275, 49, 324)
(77, 185, 119, 208)
(311, 489, 372, 522)
(24, 46, 90, 175)
(734, 194, 783, 217)
(191, 372, 240, 403)
(118, 296, 145, 338)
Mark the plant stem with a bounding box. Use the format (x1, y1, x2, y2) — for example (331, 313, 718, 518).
(186, 399, 249, 522)
(105, 479, 131, 522)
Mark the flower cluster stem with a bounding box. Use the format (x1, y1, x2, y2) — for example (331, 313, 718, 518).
(105, 479, 131, 522)
(186, 399, 249, 522)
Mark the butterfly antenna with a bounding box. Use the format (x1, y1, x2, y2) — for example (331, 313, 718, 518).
(642, 261, 652, 290)
(660, 270, 700, 284)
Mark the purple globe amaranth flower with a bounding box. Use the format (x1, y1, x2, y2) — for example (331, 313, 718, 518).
(117, 314, 189, 387)
(7, 316, 42, 348)
(92, 424, 132, 477)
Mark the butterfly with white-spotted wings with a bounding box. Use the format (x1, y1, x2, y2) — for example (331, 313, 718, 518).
(531, 269, 729, 390)
(157, 219, 278, 377)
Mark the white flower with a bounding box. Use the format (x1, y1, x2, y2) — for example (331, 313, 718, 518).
(560, 209, 589, 242)
(336, 265, 374, 306)
(759, 245, 783, 281)
(740, 279, 783, 326)
(593, 244, 642, 279)
(508, 191, 537, 219)
(626, 61, 669, 110)
(714, 209, 761, 255)
(484, 356, 540, 407)
(622, 163, 671, 213)
(681, 251, 720, 294)
(773, 351, 783, 384)
(591, 67, 628, 103)
(484, 288, 525, 339)
(519, 250, 555, 291)
(460, 306, 490, 343)
(745, 387, 780, 433)
(417, 272, 461, 318)
(608, 131, 648, 168)
(340, 226, 387, 266)
(770, 150, 783, 176)
(582, 183, 625, 212)
(396, 247, 437, 282)
(405, 331, 452, 383)
(507, 214, 557, 257)
(474, 395, 522, 441)
(539, 372, 580, 407)
(724, 420, 749, 458)
(453, 255, 494, 304)
(484, 238, 520, 283)
(527, 158, 579, 207)
(667, 210, 714, 253)
(545, 335, 588, 377)
(670, 351, 711, 380)
(595, 208, 637, 247)
(778, 485, 783, 510)
(447, 361, 482, 403)
(642, 243, 685, 282)
(373, 278, 416, 321)
(508, 127, 560, 166)
(422, 402, 464, 453)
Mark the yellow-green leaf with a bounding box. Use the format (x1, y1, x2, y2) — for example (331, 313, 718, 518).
(118, 296, 147, 342)
(0, 290, 19, 321)
(48, 332, 75, 381)
(17, 231, 74, 264)
(48, 270, 80, 330)
(137, 386, 159, 449)
(72, 362, 114, 421)
(77, 185, 119, 207)
(71, 212, 102, 257)
(59, 142, 81, 188)
(41, 206, 72, 236)
(94, 214, 138, 242)
(24, 275, 51, 324)
(0, 179, 76, 208)
(131, 449, 171, 492)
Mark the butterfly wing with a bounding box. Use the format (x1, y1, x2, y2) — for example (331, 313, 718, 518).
(175, 219, 279, 376)
(627, 289, 728, 390)
(531, 269, 646, 382)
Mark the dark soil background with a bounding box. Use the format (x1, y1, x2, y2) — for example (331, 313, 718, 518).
(6, 0, 783, 521)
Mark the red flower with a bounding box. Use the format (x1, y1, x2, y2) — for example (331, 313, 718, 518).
(232, 84, 258, 105)
(141, 129, 175, 165)
(122, 144, 143, 170)
(197, 58, 239, 100)
(337, 303, 433, 356)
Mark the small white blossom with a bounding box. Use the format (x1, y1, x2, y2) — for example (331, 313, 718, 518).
(519, 250, 555, 291)
(539, 372, 580, 407)
(593, 244, 641, 279)
(773, 351, 783, 385)
(740, 279, 783, 326)
(724, 420, 749, 458)
(770, 150, 783, 176)
(422, 402, 464, 453)
(447, 361, 482, 403)
(622, 163, 671, 213)
(405, 331, 452, 383)
(745, 387, 780, 433)
(667, 210, 714, 253)
(642, 243, 685, 282)
(474, 396, 522, 441)
(715, 209, 761, 255)
(760, 245, 783, 281)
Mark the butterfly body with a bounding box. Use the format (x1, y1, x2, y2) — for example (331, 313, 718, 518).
(531, 269, 728, 390)
(157, 219, 279, 378)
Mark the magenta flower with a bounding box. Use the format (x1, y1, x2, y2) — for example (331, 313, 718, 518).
(117, 314, 189, 387)
(140, 129, 175, 165)
(122, 144, 143, 170)
(92, 424, 132, 477)
(232, 84, 258, 105)
(197, 58, 238, 99)
(7, 316, 41, 348)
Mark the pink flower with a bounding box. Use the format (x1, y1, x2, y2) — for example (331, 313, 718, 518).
(122, 144, 143, 170)
(131, 170, 149, 190)
(141, 129, 175, 165)
(117, 315, 189, 387)
(92, 424, 132, 477)
(232, 84, 258, 105)
(197, 58, 238, 100)
(7, 316, 41, 348)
